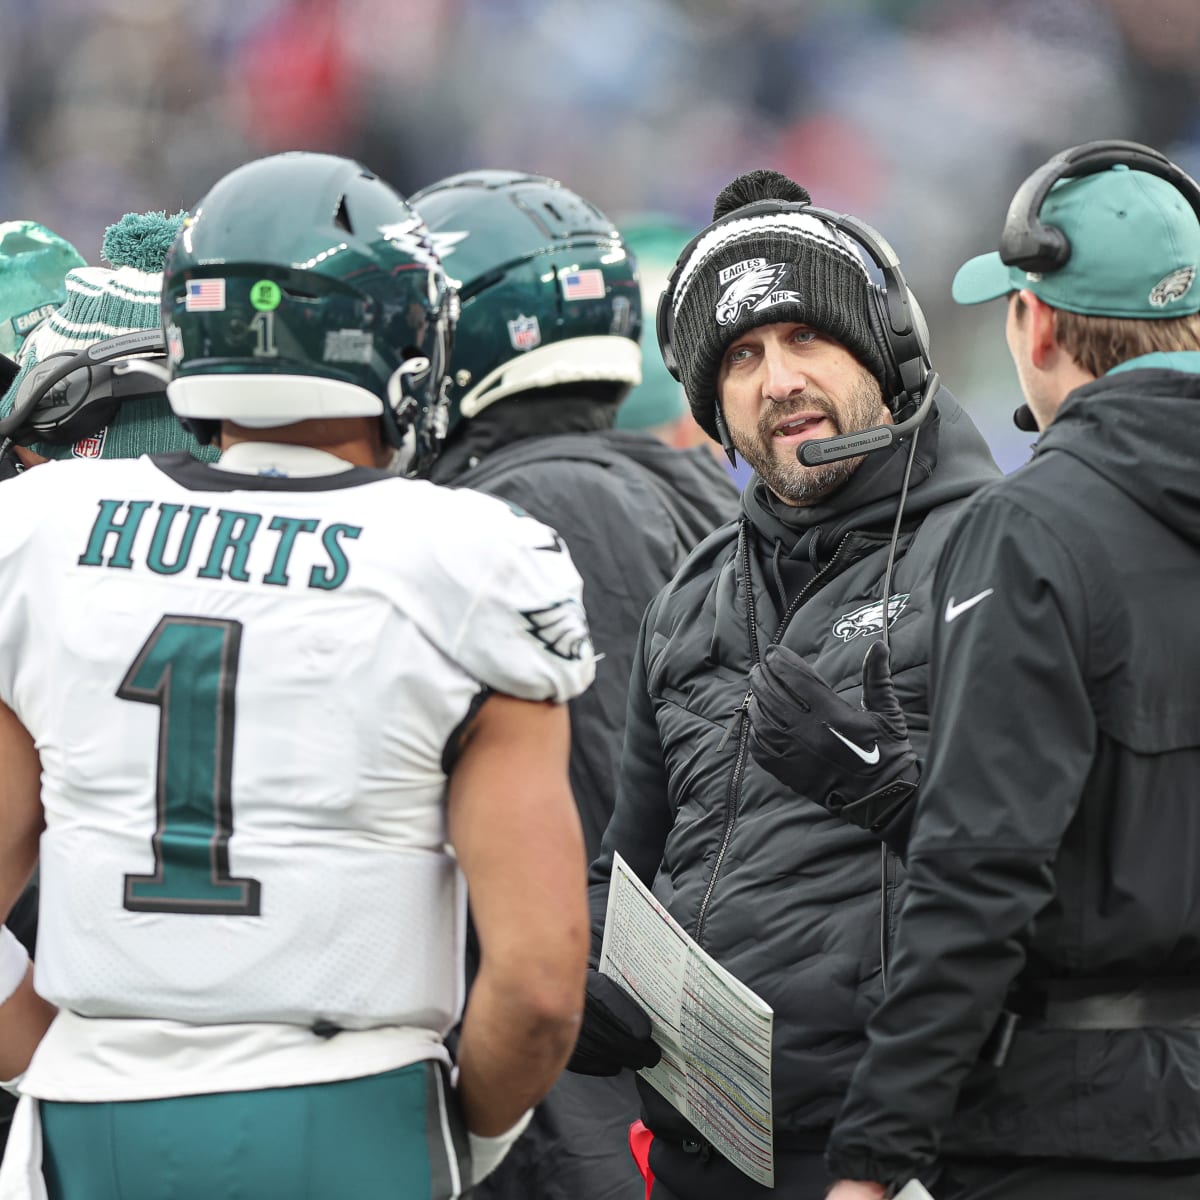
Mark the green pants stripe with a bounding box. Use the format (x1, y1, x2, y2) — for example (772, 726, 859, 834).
(40, 1061, 468, 1199)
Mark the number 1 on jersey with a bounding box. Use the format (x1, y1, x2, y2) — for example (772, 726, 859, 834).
(119, 615, 261, 915)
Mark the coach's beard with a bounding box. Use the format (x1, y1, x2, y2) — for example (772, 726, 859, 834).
(731, 375, 886, 506)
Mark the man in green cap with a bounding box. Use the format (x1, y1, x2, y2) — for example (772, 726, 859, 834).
(820, 141, 1200, 1198)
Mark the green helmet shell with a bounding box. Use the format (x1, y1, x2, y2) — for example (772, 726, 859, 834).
(162, 152, 457, 473)
(408, 170, 641, 438)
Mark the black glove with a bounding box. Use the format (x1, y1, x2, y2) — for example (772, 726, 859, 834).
(747, 639, 919, 834)
(566, 968, 661, 1077)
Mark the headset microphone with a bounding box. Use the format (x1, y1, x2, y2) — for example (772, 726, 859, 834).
(1012, 403, 1038, 432)
(798, 371, 940, 466)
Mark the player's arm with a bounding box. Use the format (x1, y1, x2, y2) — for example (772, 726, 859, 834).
(827, 496, 1095, 1190)
(0, 698, 54, 1081)
(447, 692, 588, 1138)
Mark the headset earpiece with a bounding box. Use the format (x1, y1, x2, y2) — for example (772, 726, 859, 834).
(655, 262, 683, 382)
(0, 328, 167, 444)
(999, 139, 1200, 274)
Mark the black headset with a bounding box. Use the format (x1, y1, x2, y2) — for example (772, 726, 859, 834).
(0, 328, 167, 446)
(999, 139, 1200, 274)
(655, 198, 939, 466)
(998, 139, 1200, 432)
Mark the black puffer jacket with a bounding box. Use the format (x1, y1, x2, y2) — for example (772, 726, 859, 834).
(588, 390, 999, 1186)
(828, 358, 1200, 1187)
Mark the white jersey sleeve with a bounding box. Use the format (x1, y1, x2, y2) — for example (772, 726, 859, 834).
(399, 486, 597, 704)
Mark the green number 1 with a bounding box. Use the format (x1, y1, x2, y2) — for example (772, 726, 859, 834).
(119, 616, 261, 915)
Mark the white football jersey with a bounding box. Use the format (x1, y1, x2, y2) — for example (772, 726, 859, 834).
(0, 452, 594, 1040)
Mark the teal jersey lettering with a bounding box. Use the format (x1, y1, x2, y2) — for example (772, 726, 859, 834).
(75, 499, 361, 592)
(198, 509, 263, 582)
(146, 504, 210, 576)
(309, 523, 361, 590)
(77, 499, 153, 568)
(264, 516, 320, 586)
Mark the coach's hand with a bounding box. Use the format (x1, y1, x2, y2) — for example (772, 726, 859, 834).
(566, 969, 661, 1077)
(748, 640, 919, 836)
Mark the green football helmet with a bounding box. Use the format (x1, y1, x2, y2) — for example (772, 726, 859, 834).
(408, 170, 642, 439)
(162, 152, 457, 474)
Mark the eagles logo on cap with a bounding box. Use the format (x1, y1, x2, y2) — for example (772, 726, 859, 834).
(1149, 266, 1196, 308)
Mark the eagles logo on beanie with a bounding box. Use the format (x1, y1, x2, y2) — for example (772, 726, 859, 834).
(664, 169, 887, 443)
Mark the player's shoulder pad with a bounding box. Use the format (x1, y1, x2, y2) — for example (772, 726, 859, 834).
(401, 482, 597, 705)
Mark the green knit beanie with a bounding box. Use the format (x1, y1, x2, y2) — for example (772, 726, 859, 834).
(2, 211, 217, 461)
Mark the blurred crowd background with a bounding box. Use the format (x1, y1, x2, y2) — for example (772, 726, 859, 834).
(2, 0, 1199, 471)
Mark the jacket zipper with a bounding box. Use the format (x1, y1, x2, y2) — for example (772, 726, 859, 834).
(695, 523, 856, 943)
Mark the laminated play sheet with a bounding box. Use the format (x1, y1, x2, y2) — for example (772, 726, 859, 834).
(599, 853, 775, 1187)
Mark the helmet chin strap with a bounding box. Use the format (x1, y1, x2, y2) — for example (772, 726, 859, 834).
(384, 429, 417, 475)
(383, 356, 432, 449)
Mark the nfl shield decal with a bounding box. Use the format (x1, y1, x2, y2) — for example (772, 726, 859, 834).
(72, 427, 108, 459)
(507, 314, 541, 352)
(832, 594, 909, 641)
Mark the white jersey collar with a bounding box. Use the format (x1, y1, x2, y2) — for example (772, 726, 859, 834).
(213, 442, 356, 478)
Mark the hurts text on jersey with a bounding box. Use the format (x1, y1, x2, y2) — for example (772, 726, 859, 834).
(76, 498, 361, 590)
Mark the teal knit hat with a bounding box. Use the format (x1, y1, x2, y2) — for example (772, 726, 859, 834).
(2, 211, 216, 461)
(0, 220, 86, 358)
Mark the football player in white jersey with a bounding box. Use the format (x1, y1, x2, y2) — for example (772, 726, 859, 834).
(0, 152, 596, 1200)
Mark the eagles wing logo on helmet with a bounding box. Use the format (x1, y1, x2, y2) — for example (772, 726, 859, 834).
(521, 599, 594, 662)
(427, 230, 470, 260)
(715, 260, 793, 326)
(1148, 266, 1196, 308)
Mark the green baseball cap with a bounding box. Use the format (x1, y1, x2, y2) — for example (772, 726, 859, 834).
(953, 164, 1200, 318)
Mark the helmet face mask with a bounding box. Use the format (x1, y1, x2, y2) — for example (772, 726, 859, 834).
(409, 170, 642, 444)
(162, 152, 457, 474)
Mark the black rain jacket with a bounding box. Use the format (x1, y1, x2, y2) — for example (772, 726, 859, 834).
(828, 357, 1200, 1187)
(588, 389, 999, 1194)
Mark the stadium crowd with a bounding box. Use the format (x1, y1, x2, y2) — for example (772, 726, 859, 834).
(1, 4, 1200, 1198)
